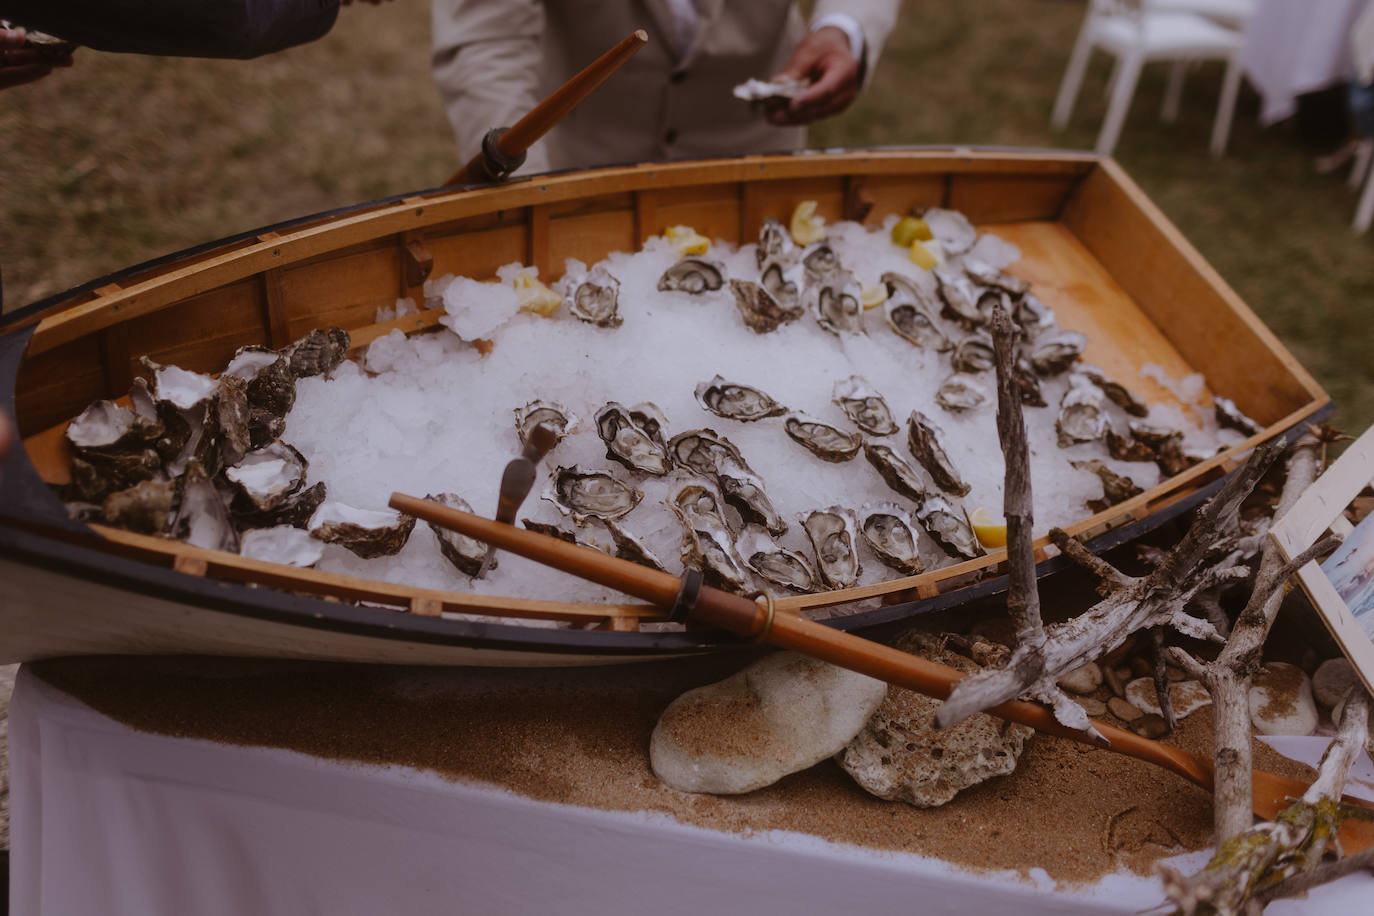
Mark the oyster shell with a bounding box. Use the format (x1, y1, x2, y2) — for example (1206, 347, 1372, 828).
(1106, 423, 1157, 462)
(974, 289, 1009, 326)
(732, 76, 811, 103)
(906, 411, 970, 497)
(233, 481, 327, 531)
(755, 218, 799, 269)
(1013, 355, 1047, 407)
(1030, 329, 1087, 376)
(963, 258, 1029, 296)
(801, 241, 842, 283)
(950, 334, 996, 374)
(860, 504, 925, 576)
(784, 413, 862, 463)
(1214, 396, 1261, 436)
(658, 257, 725, 294)
(917, 496, 982, 560)
(521, 518, 581, 545)
(545, 466, 642, 521)
(216, 374, 252, 469)
(285, 327, 350, 379)
(225, 345, 296, 423)
(309, 502, 416, 558)
(936, 372, 989, 412)
(738, 527, 816, 592)
(883, 273, 953, 351)
(667, 428, 745, 477)
(65, 399, 161, 454)
(695, 375, 787, 422)
(863, 442, 929, 504)
(602, 518, 670, 573)
(1072, 460, 1143, 512)
(833, 376, 898, 436)
(802, 507, 861, 589)
(730, 278, 802, 333)
(514, 399, 578, 449)
(1080, 366, 1148, 418)
(809, 270, 865, 337)
(934, 263, 983, 326)
(144, 360, 219, 477)
(239, 525, 325, 568)
(424, 492, 492, 577)
(169, 461, 239, 553)
(1056, 376, 1108, 447)
(717, 461, 787, 536)
(101, 478, 176, 535)
(595, 401, 671, 475)
(565, 264, 623, 327)
(669, 485, 751, 594)
(1014, 292, 1057, 338)
(1128, 421, 1180, 449)
(69, 447, 162, 503)
(225, 440, 308, 514)
(921, 208, 978, 255)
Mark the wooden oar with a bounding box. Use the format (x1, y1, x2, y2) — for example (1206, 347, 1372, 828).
(445, 29, 649, 186)
(389, 492, 1374, 850)
(477, 423, 559, 576)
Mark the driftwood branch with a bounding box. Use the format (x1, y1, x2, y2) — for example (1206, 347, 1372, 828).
(1161, 687, 1372, 915)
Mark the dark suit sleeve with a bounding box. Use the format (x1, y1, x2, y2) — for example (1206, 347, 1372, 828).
(0, 0, 341, 59)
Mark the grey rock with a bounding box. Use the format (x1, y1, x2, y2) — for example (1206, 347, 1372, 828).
(1058, 662, 1103, 695)
(1312, 658, 1357, 710)
(1131, 714, 1169, 739)
(838, 631, 1033, 808)
(1124, 677, 1212, 721)
(650, 652, 888, 795)
(1078, 696, 1108, 717)
(1108, 696, 1142, 721)
(1249, 662, 1319, 737)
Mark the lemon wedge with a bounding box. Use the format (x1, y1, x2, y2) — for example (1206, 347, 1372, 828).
(789, 200, 825, 245)
(968, 507, 1007, 549)
(512, 270, 562, 316)
(860, 282, 888, 310)
(664, 224, 710, 256)
(890, 215, 933, 247)
(909, 239, 939, 270)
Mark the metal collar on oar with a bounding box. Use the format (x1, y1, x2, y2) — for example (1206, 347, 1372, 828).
(475, 128, 526, 182)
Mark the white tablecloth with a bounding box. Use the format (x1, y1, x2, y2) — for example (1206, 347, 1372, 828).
(1242, 0, 1367, 125)
(10, 666, 1374, 916)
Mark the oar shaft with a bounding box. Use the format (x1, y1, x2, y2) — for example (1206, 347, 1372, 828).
(446, 29, 649, 186)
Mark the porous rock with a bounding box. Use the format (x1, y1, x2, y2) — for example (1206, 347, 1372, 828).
(650, 652, 887, 795)
(1312, 657, 1357, 710)
(1248, 662, 1318, 736)
(1124, 677, 1212, 720)
(1058, 662, 1103, 695)
(838, 631, 1033, 808)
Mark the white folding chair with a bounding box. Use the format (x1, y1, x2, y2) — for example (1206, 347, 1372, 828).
(1355, 139, 1374, 232)
(1051, 0, 1248, 157)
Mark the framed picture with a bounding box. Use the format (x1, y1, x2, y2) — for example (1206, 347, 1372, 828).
(1270, 425, 1374, 695)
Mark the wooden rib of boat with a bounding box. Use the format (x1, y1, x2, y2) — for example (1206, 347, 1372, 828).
(0, 149, 1329, 666)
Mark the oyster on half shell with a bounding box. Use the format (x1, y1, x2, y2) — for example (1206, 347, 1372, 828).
(309, 502, 416, 558)
(963, 258, 1029, 296)
(601, 518, 671, 573)
(917, 496, 982, 560)
(950, 334, 997, 374)
(833, 376, 899, 436)
(695, 375, 787, 422)
(225, 440, 308, 515)
(785, 414, 863, 463)
(239, 525, 325, 568)
(1072, 460, 1143, 512)
(810, 270, 865, 337)
(731, 278, 802, 333)
(669, 485, 751, 594)
(1056, 376, 1108, 447)
(738, 527, 816, 593)
(595, 401, 671, 476)
(424, 492, 493, 577)
(755, 218, 799, 269)
(860, 504, 925, 576)
(667, 428, 745, 477)
(934, 263, 983, 326)
(545, 466, 643, 522)
(514, 399, 578, 449)
(658, 257, 725, 294)
(170, 460, 240, 553)
(936, 373, 989, 413)
(863, 442, 929, 504)
(802, 507, 861, 590)
(883, 272, 953, 351)
(565, 264, 623, 328)
(906, 411, 970, 497)
(1214, 396, 1261, 436)
(1030, 329, 1087, 376)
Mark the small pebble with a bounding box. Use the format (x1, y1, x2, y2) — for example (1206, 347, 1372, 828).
(1108, 697, 1142, 721)
(1124, 677, 1212, 721)
(1248, 661, 1318, 737)
(1128, 656, 1153, 678)
(1078, 697, 1107, 717)
(1058, 662, 1103, 695)
(1104, 665, 1130, 699)
(1165, 665, 1187, 683)
(1312, 658, 1356, 710)
(1131, 714, 1169, 739)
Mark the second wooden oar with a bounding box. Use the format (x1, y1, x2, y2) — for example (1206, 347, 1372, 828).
(389, 490, 1374, 848)
(445, 29, 649, 186)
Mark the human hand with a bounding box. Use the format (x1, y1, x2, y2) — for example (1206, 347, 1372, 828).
(766, 27, 860, 126)
(0, 27, 73, 90)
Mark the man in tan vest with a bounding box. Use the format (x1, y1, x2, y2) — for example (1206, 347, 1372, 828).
(431, 0, 899, 174)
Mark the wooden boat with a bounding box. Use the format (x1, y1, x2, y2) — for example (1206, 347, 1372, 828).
(0, 149, 1329, 666)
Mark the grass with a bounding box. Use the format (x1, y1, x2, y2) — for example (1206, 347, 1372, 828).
(1, 0, 1370, 432)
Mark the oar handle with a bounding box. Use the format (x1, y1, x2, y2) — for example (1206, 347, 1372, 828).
(445, 30, 649, 186)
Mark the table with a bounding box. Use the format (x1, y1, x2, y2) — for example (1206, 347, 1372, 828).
(1242, 0, 1367, 126)
(11, 664, 1374, 915)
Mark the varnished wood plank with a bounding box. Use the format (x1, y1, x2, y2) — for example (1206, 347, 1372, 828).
(548, 208, 635, 278)
(98, 322, 132, 399)
(526, 204, 550, 278)
(261, 268, 291, 348)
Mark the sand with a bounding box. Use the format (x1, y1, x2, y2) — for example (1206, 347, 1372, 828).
(31, 648, 1314, 887)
